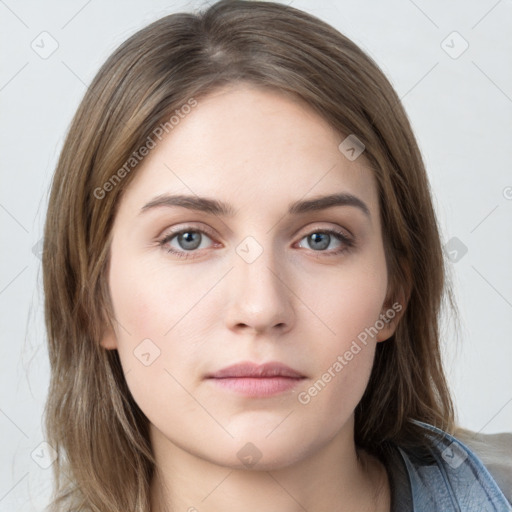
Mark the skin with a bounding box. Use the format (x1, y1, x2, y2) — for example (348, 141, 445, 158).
(101, 83, 404, 512)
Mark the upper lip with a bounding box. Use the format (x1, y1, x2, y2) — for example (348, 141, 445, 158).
(207, 362, 305, 379)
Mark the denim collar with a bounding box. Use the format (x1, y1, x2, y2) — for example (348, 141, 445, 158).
(381, 421, 512, 511)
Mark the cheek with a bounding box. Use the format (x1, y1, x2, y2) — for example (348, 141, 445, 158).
(293, 254, 387, 417)
(107, 253, 222, 407)
(304, 256, 389, 346)
(108, 251, 214, 342)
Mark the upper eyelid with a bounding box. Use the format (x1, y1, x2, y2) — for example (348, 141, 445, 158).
(159, 223, 216, 241)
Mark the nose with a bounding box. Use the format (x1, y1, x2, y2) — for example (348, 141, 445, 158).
(224, 242, 295, 336)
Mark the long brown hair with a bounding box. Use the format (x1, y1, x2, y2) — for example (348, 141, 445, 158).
(42, 1, 456, 509)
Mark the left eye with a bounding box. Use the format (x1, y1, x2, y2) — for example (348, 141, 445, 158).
(297, 231, 348, 252)
(160, 229, 213, 254)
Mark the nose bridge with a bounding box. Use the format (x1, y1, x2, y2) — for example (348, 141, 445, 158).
(225, 234, 294, 331)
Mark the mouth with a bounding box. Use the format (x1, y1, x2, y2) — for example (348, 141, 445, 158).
(206, 361, 306, 397)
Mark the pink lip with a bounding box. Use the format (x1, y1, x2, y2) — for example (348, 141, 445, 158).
(206, 362, 306, 397)
(207, 361, 304, 379)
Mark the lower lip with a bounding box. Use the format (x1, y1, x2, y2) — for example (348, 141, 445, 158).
(208, 377, 304, 397)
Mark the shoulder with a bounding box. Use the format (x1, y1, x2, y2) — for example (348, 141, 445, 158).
(453, 426, 512, 505)
(386, 421, 512, 511)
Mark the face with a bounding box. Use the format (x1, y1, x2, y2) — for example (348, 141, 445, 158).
(101, 83, 400, 470)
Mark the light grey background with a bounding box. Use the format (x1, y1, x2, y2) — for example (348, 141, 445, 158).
(1, 0, 511, 509)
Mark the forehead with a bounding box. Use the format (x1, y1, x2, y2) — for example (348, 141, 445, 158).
(118, 84, 379, 220)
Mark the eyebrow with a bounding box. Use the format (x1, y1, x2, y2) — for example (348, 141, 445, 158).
(140, 192, 371, 219)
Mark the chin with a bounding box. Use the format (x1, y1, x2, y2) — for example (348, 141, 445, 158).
(202, 434, 315, 472)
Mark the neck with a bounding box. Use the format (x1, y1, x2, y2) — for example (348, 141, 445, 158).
(149, 420, 390, 512)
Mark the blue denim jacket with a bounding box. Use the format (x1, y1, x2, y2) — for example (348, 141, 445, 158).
(383, 421, 512, 511)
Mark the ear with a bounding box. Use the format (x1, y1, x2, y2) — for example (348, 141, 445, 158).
(99, 323, 118, 350)
(376, 286, 409, 342)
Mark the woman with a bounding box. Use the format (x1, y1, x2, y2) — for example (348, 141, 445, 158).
(42, 1, 512, 510)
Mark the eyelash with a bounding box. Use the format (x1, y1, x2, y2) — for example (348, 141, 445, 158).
(157, 225, 355, 260)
